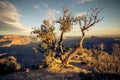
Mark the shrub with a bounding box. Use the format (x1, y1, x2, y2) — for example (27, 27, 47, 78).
(0, 56, 21, 75)
(93, 52, 120, 74)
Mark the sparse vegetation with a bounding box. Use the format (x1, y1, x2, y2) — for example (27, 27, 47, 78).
(31, 7, 103, 68)
(0, 6, 120, 80)
(0, 56, 21, 75)
(85, 43, 120, 74)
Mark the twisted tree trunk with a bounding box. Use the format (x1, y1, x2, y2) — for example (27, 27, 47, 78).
(55, 31, 65, 60)
(79, 29, 85, 48)
(63, 29, 85, 65)
(58, 31, 64, 54)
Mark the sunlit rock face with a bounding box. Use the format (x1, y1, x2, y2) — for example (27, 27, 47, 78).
(0, 35, 31, 47)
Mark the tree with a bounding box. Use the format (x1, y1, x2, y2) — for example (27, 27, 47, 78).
(31, 7, 103, 67)
(62, 8, 103, 64)
(32, 20, 57, 67)
(56, 7, 75, 61)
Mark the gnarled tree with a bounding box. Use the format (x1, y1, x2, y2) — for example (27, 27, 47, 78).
(56, 7, 75, 61)
(63, 8, 103, 64)
(31, 7, 103, 67)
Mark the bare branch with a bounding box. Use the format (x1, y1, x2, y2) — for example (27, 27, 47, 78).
(78, 8, 103, 31)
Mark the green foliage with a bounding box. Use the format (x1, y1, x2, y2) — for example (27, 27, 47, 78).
(95, 55, 119, 73)
(32, 19, 58, 67)
(80, 48, 120, 74)
(32, 20, 57, 52)
(59, 17, 73, 32)
(92, 51, 120, 74)
(31, 7, 103, 66)
(92, 43, 120, 74)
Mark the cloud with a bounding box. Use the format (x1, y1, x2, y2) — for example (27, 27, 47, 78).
(46, 9, 60, 20)
(34, 4, 40, 10)
(42, 2, 48, 8)
(0, 0, 30, 35)
(78, 0, 95, 4)
(34, 2, 48, 10)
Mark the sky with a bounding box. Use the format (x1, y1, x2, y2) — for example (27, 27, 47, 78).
(0, 0, 120, 36)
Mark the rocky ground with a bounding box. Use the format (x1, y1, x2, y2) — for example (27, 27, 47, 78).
(0, 35, 120, 80)
(0, 52, 120, 80)
(0, 55, 90, 80)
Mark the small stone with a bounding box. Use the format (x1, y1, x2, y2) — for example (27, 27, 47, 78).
(24, 68, 30, 73)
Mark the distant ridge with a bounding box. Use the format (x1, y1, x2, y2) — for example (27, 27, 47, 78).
(0, 35, 31, 47)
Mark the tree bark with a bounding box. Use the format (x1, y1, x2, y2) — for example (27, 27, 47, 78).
(79, 29, 85, 48)
(63, 46, 81, 64)
(58, 31, 64, 53)
(55, 31, 64, 60)
(62, 29, 85, 65)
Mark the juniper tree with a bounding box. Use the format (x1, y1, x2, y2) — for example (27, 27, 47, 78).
(31, 7, 103, 67)
(62, 8, 103, 64)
